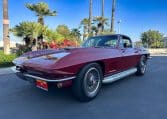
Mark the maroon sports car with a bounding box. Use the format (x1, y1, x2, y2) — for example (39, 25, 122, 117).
(13, 34, 150, 101)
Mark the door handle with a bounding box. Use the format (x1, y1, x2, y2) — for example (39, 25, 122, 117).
(121, 49, 125, 53)
(134, 51, 139, 53)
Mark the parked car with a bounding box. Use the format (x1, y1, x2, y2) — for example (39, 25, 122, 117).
(13, 34, 150, 101)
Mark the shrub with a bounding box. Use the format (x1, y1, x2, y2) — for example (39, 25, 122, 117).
(0, 51, 16, 67)
(15, 45, 31, 56)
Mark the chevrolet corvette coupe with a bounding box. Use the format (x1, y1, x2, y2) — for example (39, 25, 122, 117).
(13, 34, 150, 101)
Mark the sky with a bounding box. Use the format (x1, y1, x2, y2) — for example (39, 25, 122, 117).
(0, 0, 167, 42)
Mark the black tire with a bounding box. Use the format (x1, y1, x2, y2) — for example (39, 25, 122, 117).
(136, 55, 147, 76)
(72, 63, 103, 102)
(16, 72, 27, 81)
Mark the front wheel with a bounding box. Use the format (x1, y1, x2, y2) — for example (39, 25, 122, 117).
(136, 55, 147, 76)
(72, 63, 103, 102)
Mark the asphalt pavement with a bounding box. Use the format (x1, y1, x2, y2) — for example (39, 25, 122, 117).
(0, 56, 167, 119)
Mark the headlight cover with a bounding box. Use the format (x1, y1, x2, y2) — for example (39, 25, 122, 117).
(45, 52, 70, 60)
(12, 57, 28, 66)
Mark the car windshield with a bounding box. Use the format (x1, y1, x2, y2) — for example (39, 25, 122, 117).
(82, 36, 118, 48)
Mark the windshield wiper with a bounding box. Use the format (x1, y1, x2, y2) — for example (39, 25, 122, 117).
(94, 46, 104, 48)
(94, 46, 112, 48)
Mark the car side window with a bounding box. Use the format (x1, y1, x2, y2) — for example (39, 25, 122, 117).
(120, 36, 132, 48)
(103, 39, 118, 47)
(84, 38, 101, 47)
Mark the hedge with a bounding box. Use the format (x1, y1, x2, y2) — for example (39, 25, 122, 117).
(0, 51, 16, 68)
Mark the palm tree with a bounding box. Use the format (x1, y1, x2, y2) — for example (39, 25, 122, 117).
(102, 0, 104, 17)
(3, 0, 10, 54)
(71, 29, 81, 39)
(71, 28, 81, 45)
(26, 2, 56, 49)
(80, 18, 90, 40)
(11, 22, 48, 50)
(88, 0, 93, 34)
(26, 2, 57, 25)
(111, 0, 116, 33)
(93, 16, 109, 35)
(91, 26, 98, 36)
(101, 0, 105, 32)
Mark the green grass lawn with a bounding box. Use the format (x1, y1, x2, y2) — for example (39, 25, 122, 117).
(0, 50, 16, 68)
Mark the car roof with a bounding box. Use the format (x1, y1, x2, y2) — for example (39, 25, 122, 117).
(91, 34, 131, 39)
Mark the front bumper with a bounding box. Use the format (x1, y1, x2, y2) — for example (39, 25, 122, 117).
(23, 73, 75, 82)
(12, 66, 76, 83)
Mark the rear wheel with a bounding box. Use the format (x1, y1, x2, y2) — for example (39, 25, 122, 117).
(72, 63, 103, 102)
(136, 55, 147, 76)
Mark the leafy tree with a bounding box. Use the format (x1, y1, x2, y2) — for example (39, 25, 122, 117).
(26, 2, 57, 25)
(134, 41, 143, 47)
(56, 25, 71, 39)
(141, 30, 164, 48)
(45, 29, 64, 43)
(45, 26, 81, 45)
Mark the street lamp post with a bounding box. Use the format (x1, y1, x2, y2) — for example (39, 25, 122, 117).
(117, 20, 121, 34)
(88, 0, 92, 34)
(111, 0, 116, 33)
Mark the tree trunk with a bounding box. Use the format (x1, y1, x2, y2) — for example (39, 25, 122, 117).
(102, 0, 104, 32)
(3, 0, 10, 54)
(83, 26, 86, 41)
(38, 16, 44, 25)
(88, 0, 92, 34)
(111, 0, 116, 33)
(37, 16, 44, 50)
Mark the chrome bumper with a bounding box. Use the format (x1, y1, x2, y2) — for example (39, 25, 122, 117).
(24, 74, 75, 82)
(12, 67, 75, 82)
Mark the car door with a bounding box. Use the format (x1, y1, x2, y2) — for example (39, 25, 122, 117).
(99, 35, 125, 75)
(119, 36, 139, 70)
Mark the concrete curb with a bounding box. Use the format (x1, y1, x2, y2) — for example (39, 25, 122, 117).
(150, 54, 167, 56)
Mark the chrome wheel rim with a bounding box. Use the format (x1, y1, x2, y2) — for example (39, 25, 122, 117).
(83, 68, 100, 97)
(140, 57, 146, 73)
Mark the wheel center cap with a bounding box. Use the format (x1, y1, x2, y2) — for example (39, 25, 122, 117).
(88, 75, 96, 86)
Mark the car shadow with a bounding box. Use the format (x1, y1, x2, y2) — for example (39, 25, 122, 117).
(24, 74, 137, 104)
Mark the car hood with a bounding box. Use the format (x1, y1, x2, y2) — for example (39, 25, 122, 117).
(21, 49, 64, 58)
(13, 47, 120, 71)
(13, 47, 84, 67)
